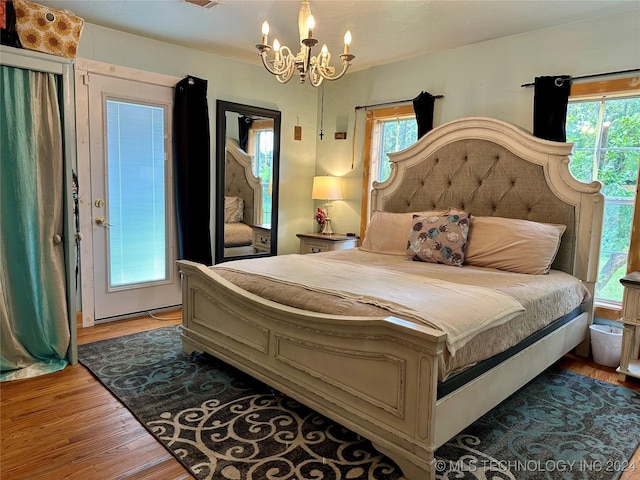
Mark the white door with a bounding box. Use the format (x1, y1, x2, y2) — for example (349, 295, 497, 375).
(88, 74, 180, 320)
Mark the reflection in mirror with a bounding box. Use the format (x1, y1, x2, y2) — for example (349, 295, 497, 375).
(215, 100, 281, 264)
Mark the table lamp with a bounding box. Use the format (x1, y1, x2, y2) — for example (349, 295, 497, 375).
(312, 175, 343, 234)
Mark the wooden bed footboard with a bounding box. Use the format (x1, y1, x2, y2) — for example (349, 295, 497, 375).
(179, 259, 449, 479)
(178, 259, 589, 480)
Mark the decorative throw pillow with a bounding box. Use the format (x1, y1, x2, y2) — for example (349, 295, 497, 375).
(360, 209, 449, 255)
(224, 196, 244, 223)
(406, 211, 471, 266)
(464, 216, 566, 274)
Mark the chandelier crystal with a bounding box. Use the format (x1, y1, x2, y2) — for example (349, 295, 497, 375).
(255, 1, 355, 87)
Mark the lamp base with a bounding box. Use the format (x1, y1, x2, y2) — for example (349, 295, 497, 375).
(321, 218, 334, 235)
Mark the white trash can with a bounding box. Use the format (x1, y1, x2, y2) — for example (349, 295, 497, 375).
(589, 324, 623, 367)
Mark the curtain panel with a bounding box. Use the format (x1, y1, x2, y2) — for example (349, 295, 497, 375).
(173, 75, 212, 265)
(1, 65, 70, 381)
(413, 91, 436, 139)
(238, 115, 253, 152)
(533, 75, 572, 142)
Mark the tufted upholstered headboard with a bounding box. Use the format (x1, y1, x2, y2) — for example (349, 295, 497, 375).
(371, 117, 604, 293)
(224, 138, 262, 225)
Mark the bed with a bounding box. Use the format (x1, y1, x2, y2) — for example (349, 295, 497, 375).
(178, 117, 604, 480)
(223, 138, 262, 256)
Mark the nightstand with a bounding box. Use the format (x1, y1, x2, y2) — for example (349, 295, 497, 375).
(617, 271, 640, 382)
(252, 224, 271, 254)
(296, 233, 359, 254)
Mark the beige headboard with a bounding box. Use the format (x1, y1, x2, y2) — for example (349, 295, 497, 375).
(371, 117, 604, 289)
(225, 138, 262, 225)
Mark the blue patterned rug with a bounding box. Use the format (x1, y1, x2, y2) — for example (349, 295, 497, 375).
(78, 326, 640, 480)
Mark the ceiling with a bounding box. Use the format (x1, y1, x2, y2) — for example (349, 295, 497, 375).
(39, 0, 640, 72)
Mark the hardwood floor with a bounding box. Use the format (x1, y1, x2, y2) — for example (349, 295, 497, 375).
(2, 313, 639, 480)
(1, 313, 193, 480)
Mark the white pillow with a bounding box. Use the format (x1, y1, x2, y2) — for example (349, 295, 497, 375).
(464, 216, 566, 274)
(360, 210, 448, 255)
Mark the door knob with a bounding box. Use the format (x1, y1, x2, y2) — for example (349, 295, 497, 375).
(95, 217, 112, 226)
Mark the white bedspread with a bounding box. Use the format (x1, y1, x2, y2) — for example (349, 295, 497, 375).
(218, 254, 524, 356)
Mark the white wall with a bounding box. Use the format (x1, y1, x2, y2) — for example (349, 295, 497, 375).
(317, 10, 640, 236)
(77, 24, 318, 254)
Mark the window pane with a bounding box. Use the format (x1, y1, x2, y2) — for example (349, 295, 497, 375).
(106, 100, 167, 287)
(597, 197, 634, 301)
(567, 96, 640, 303)
(377, 118, 417, 182)
(255, 129, 273, 224)
(566, 100, 600, 183)
(566, 102, 600, 149)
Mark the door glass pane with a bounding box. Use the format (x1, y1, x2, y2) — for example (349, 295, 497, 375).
(567, 96, 640, 303)
(106, 99, 167, 288)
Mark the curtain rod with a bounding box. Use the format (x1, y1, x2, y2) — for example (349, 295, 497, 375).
(520, 68, 640, 87)
(355, 95, 444, 110)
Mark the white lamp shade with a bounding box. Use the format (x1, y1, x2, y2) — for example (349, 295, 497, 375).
(312, 176, 343, 200)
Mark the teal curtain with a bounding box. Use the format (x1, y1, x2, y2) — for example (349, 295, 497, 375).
(0, 65, 70, 381)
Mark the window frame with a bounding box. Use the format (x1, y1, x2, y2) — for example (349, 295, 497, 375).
(360, 104, 415, 237)
(568, 76, 640, 319)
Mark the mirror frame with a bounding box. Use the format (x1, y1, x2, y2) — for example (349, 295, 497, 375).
(214, 100, 281, 264)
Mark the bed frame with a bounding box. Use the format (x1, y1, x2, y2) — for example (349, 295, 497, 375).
(178, 117, 604, 479)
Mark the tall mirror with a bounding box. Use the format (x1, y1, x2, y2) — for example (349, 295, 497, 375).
(215, 100, 281, 264)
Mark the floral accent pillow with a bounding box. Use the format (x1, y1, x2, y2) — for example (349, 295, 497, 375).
(406, 212, 471, 266)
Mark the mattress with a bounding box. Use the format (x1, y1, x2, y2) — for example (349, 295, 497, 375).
(213, 249, 589, 381)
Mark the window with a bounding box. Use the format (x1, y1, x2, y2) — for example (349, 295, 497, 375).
(374, 116, 418, 183)
(246, 120, 274, 224)
(253, 128, 274, 224)
(360, 105, 417, 235)
(566, 78, 640, 312)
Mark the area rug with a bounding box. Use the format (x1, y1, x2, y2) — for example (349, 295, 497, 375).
(78, 326, 640, 480)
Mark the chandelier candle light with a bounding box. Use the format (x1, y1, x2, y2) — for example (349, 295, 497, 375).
(256, 1, 355, 86)
(312, 175, 343, 235)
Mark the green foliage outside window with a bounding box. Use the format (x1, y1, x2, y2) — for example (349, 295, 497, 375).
(377, 118, 418, 182)
(255, 130, 273, 224)
(566, 97, 640, 303)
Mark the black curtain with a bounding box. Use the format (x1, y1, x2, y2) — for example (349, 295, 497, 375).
(238, 116, 253, 151)
(412, 91, 436, 139)
(533, 75, 572, 142)
(173, 76, 212, 265)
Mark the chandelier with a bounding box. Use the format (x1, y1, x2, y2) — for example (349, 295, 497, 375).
(255, 1, 355, 87)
